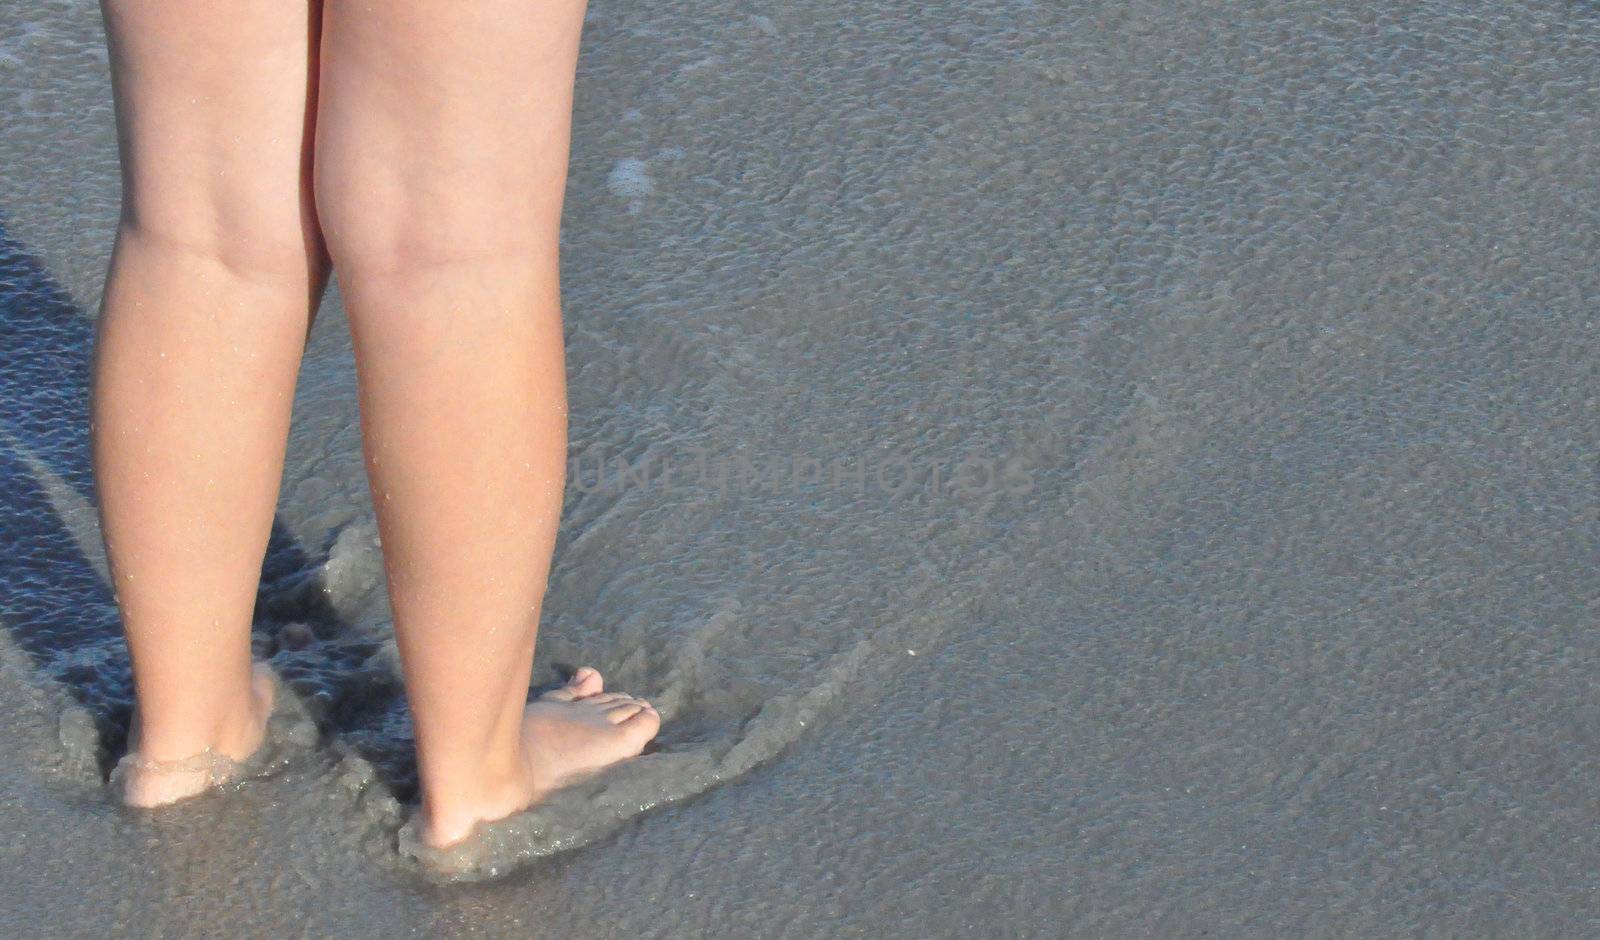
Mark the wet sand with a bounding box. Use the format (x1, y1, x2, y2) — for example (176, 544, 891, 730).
(2, 0, 1598, 933)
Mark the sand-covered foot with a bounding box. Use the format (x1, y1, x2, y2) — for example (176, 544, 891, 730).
(421, 667, 659, 848)
(117, 664, 277, 808)
(522, 668, 660, 791)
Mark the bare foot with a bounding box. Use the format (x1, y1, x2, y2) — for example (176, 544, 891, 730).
(117, 664, 277, 808)
(421, 667, 659, 848)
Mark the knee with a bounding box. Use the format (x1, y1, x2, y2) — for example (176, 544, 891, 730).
(315, 195, 558, 284)
(118, 176, 319, 285)
(312, 156, 559, 282)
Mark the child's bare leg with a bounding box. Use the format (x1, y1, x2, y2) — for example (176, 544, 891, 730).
(93, 0, 326, 805)
(314, 0, 658, 848)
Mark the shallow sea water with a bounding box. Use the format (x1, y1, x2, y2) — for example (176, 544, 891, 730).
(1, 0, 1598, 933)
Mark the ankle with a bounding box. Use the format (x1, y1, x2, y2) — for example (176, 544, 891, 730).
(130, 672, 272, 763)
(417, 752, 536, 848)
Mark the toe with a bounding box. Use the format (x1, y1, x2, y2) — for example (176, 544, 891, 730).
(604, 702, 645, 724)
(542, 668, 605, 702)
(618, 706, 662, 742)
(569, 667, 604, 698)
(583, 692, 634, 706)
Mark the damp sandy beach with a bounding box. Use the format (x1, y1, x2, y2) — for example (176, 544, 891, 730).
(2, 0, 1597, 933)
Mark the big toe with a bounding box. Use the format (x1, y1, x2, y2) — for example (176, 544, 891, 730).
(541, 667, 604, 703)
(569, 667, 604, 697)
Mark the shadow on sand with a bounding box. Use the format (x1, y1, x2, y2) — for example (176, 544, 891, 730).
(0, 217, 379, 781)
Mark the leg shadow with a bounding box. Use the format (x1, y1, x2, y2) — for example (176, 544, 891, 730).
(0, 216, 361, 775)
